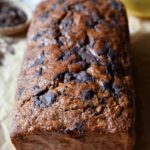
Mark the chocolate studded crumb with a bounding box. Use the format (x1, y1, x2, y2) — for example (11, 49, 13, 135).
(11, 0, 135, 149)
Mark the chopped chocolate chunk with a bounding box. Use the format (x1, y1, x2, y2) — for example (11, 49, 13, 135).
(58, 51, 73, 61)
(33, 91, 57, 108)
(75, 71, 92, 82)
(82, 90, 95, 101)
(72, 42, 98, 64)
(31, 30, 46, 41)
(60, 18, 72, 31)
(35, 67, 43, 77)
(86, 12, 101, 28)
(53, 71, 67, 81)
(61, 4, 69, 12)
(18, 88, 24, 97)
(78, 49, 99, 64)
(55, 36, 64, 46)
(39, 11, 49, 21)
(39, 38, 50, 47)
(74, 4, 84, 12)
(99, 98, 107, 104)
(31, 51, 45, 67)
(51, 3, 57, 11)
(33, 96, 44, 108)
(72, 46, 79, 53)
(31, 85, 40, 95)
(100, 81, 111, 91)
(45, 91, 57, 106)
(73, 121, 85, 135)
(64, 72, 74, 83)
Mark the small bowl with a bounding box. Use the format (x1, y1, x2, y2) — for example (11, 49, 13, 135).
(0, 1, 32, 35)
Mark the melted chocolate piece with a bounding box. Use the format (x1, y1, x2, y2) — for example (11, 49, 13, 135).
(44, 91, 57, 106)
(31, 51, 45, 67)
(60, 18, 72, 31)
(101, 81, 111, 91)
(75, 71, 92, 83)
(31, 85, 40, 95)
(39, 38, 50, 47)
(34, 91, 57, 108)
(82, 90, 95, 101)
(58, 51, 73, 61)
(64, 72, 74, 83)
(78, 48, 98, 64)
(86, 12, 101, 28)
(53, 71, 67, 81)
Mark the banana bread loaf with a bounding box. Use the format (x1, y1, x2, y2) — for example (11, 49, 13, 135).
(10, 0, 135, 149)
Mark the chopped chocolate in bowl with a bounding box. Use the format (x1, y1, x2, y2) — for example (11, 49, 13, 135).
(0, 3, 27, 27)
(0, 1, 32, 35)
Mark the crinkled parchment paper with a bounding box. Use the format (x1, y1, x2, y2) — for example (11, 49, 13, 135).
(0, 1, 150, 149)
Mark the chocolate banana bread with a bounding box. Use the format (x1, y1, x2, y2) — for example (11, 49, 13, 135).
(10, 0, 135, 149)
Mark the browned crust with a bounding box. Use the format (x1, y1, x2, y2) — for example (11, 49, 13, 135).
(10, 0, 135, 149)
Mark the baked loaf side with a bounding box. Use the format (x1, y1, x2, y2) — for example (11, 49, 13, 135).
(10, 0, 135, 149)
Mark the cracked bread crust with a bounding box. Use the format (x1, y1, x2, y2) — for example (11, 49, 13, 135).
(10, 0, 135, 149)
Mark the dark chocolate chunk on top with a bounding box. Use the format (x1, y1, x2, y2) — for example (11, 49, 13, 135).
(82, 90, 95, 101)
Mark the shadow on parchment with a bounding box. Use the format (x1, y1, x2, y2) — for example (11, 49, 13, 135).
(131, 32, 150, 150)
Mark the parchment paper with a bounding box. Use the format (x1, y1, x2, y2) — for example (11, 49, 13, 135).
(0, 1, 150, 149)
